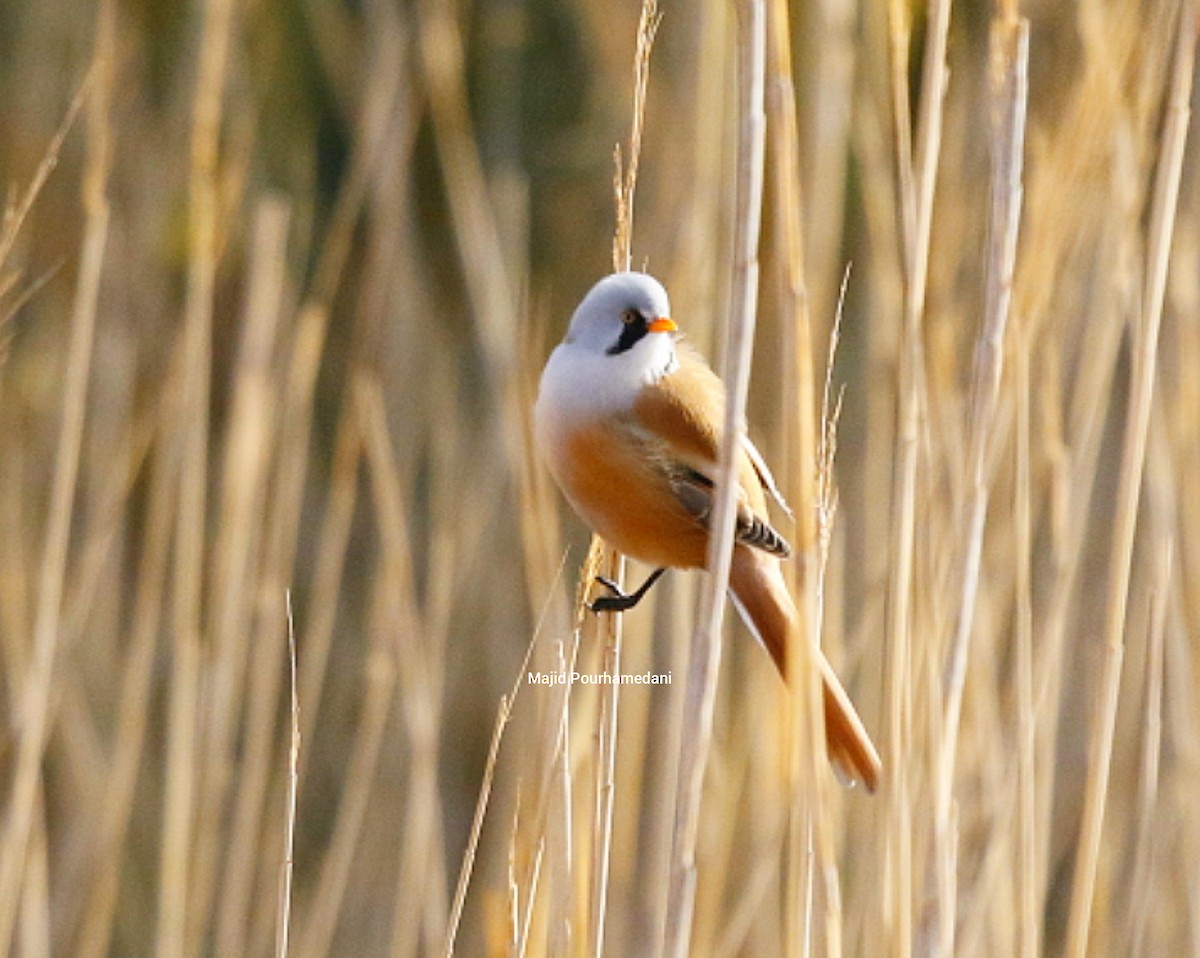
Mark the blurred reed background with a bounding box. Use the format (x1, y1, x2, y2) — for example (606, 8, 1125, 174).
(0, 0, 1197, 955)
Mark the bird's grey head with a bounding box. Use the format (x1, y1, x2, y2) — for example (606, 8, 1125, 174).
(564, 271, 674, 355)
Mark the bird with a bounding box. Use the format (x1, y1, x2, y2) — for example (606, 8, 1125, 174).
(534, 271, 881, 792)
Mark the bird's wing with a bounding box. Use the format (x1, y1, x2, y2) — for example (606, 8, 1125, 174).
(669, 468, 791, 558)
(630, 346, 790, 558)
(630, 342, 723, 471)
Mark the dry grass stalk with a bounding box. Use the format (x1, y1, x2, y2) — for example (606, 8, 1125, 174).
(1011, 15, 1154, 943)
(416, 0, 515, 390)
(931, 11, 1029, 955)
(443, 572, 562, 958)
(612, 0, 661, 275)
(589, 546, 623, 958)
(209, 198, 290, 958)
(589, 3, 660, 954)
(808, 277, 852, 958)
(296, 578, 396, 958)
(510, 551, 595, 957)
(446, 691, 517, 958)
(0, 77, 89, 280)
(293, 30, 410, 793)
(1014, 316, 1037, 958)
(664, 1, 767, 955)
(2, 0, 1199, 955)
(192, 83, 279, 958)
(0, 73, 87, 341)
(763, 1, 834, 952)
(157, 0, 236, 950)
(1120, 542, 1171, 956)
(274, 590, 301, 958)
(883, 0, 953, 953)
(344, 378, 440, 957)
(546, 637, 574, 958)
(72, 395, 177, 958)
(0, 4, 112, 954)
(1063, 10, 1197, 958)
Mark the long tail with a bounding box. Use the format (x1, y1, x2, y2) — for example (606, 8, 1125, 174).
(728, 547, 882, 793)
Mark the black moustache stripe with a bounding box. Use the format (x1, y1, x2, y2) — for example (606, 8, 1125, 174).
(606, 315, 648, 355)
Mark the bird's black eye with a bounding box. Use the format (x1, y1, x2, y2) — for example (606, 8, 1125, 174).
(608, 309, 649, 355)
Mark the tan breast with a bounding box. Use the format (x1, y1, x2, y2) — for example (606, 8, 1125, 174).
(556, 418, 710, 569)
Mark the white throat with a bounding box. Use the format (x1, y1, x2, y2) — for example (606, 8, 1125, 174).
(536, 333, 677, 431)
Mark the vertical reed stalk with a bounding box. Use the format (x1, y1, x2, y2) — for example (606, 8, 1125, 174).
(590, 6, 659, 954)
(1120, 543, 1170, 956)
(933, 11, 1028, 955)
(1063, 11, 1196, 958)
(664, 2, 766, 955)
(764, 0, 829, 952)
(158, 0, 235, 951)
(416, 0, 516, 394)
(0, 6, 112, 954)
(211, 198, 291, 958)
(295, 576, 396, 958)
(441, 566, 562, 958)
(590, 551, 623, 958)
(1014, 325, 1038, 958)
(3, 1, 1200, 954)
(885, 0, 953, 952)
(274, 591, 300, 958)
(73, 392, 177, 958)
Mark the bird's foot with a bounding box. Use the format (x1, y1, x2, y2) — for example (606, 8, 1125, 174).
(588, 568, 666, 614)
(589, 576, 642, 613)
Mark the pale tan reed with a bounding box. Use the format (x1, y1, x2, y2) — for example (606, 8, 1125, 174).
(0, 2, 1197, 957)
(1064, 10, 1196, 958)
(0, 4, 112, 954)
(665, 2, 767, 956)
(274, 590, 300, 958)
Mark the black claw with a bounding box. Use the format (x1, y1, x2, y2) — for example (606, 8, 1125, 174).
(588, 568, 667, 614)
(589, 584, 641, 613)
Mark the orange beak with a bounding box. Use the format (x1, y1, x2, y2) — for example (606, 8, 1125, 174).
(648, 316, 677, 334)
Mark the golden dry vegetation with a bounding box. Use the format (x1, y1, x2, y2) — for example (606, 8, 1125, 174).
(0, 0, 1197, 956)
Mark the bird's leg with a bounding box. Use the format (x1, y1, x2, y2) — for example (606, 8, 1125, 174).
(589, 567, 667, 613)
